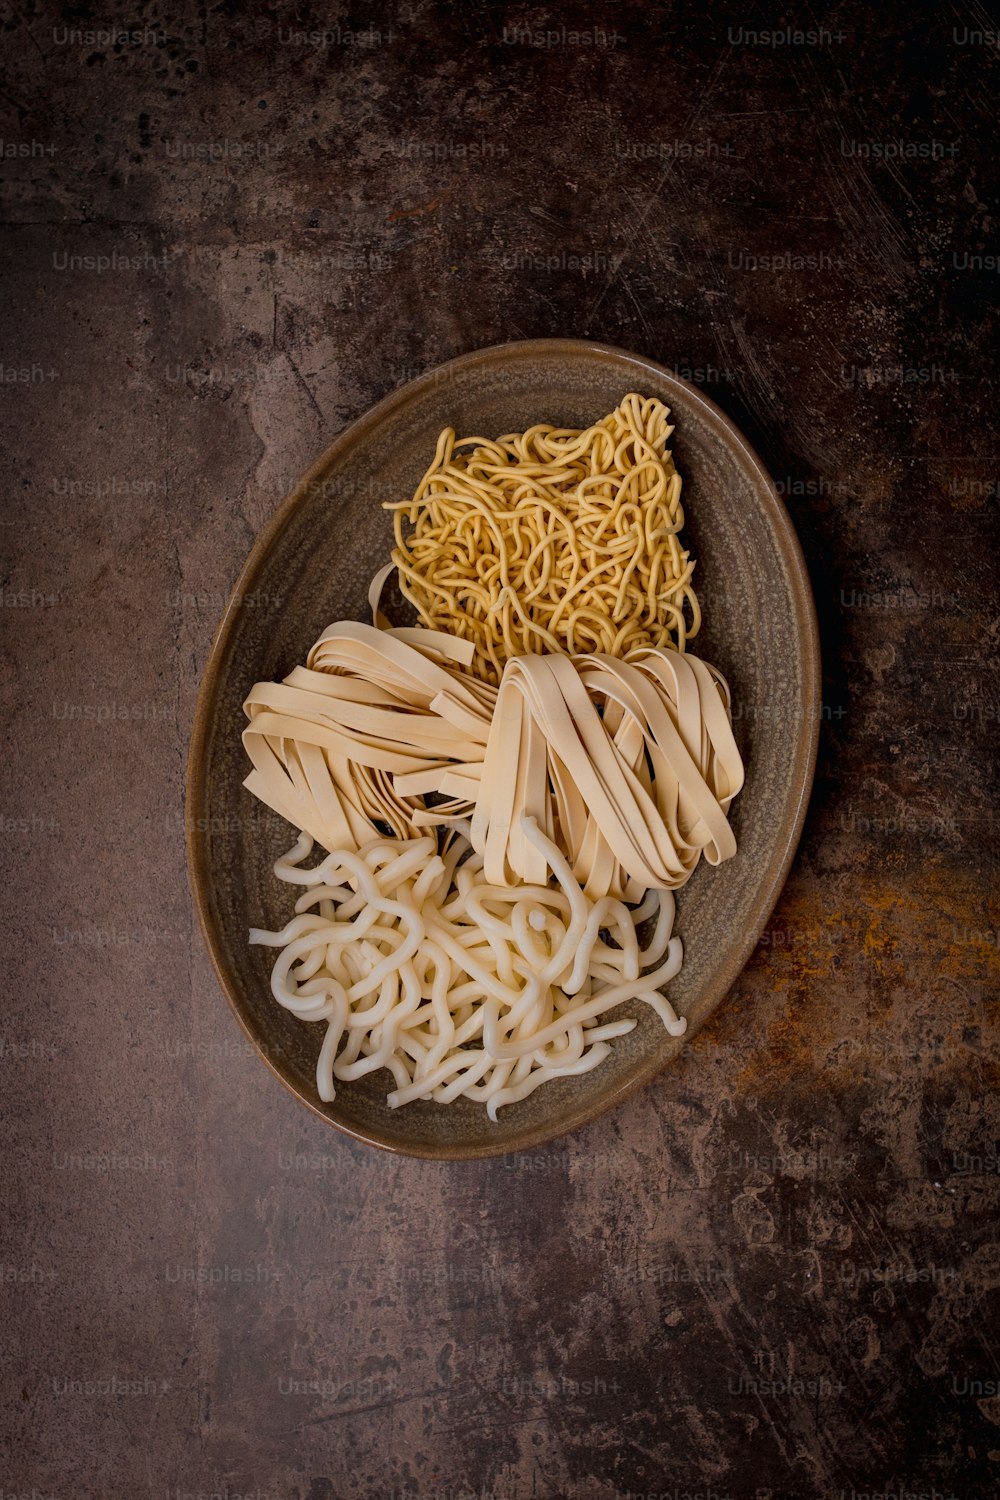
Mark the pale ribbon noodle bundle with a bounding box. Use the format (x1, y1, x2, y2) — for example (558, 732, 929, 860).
(242, 619, 496, 852)
(425, 648, 743, 901)
(242, 622, 743, 903)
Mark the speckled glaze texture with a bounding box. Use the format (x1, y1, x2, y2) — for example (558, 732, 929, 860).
(188, 340, 820, 1156)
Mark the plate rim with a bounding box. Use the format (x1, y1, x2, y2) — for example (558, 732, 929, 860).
(186, 337, 822, 1159)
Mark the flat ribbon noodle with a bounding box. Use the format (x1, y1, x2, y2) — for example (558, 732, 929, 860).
(243, 621, 743, 902)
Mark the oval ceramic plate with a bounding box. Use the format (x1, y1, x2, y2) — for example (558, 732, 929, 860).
(187, 339, 820, 1159)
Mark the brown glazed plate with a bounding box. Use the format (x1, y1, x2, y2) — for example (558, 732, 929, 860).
(186, 338, 821, 1159)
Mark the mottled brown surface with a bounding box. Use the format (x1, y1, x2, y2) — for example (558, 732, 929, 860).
(1, 3, 997, 1498)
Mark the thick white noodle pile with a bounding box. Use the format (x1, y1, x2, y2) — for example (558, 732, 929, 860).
(249, 815, 684, 1118)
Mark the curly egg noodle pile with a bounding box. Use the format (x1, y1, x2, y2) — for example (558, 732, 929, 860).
(387, 393, 700, 682)
(243, 394, 745, 1116)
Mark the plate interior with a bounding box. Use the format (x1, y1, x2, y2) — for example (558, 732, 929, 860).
(188, 341, 819, 1157)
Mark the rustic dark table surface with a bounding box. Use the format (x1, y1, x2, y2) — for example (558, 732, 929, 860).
(2, 3, 998, 1497)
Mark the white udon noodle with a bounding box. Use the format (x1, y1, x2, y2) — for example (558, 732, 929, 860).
(250, 815, 684, 1118)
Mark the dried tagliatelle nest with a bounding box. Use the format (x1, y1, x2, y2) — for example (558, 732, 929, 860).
(385, 393, 700, 683)
(242, 622, 743, 904)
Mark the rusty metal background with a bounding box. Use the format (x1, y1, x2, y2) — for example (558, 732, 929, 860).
(1, 3, 997, 1497)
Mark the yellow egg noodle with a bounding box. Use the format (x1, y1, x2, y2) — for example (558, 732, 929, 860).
(242, 396, 745, 1114)
(250, 818, 684, 1118)
(385, 393, 700, 683)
